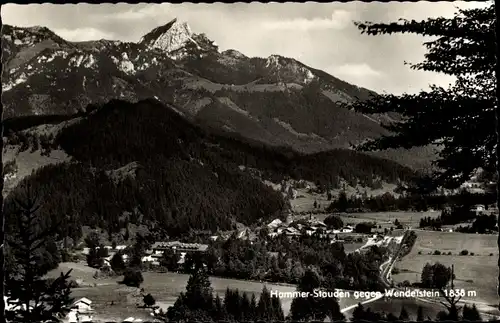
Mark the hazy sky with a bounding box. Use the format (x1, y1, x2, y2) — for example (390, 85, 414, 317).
(1, 2, 491, 94)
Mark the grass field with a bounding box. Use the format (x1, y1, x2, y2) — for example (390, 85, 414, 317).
(48, 262, 363, 321)
(341, 211, 440, 228)
(343, 297, 447, 321)
(392, 230, 498, 313)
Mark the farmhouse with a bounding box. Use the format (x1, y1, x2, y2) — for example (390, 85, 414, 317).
(341, 226, 354, 233)
(268, 218, 283, 229)
(151, 241, 209, 255)
(4, 296, 33, 311)
(73, 297, 93, 312)
(470, 204, 486, 213)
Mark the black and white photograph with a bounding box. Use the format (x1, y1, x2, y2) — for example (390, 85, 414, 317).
(1, 1, 498, 322)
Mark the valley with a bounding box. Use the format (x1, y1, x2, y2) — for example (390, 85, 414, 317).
(2, 4, 497, 322)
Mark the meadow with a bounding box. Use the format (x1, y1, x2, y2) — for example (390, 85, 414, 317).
(391, 230, 498, 313)
(48, 262, 363, 321)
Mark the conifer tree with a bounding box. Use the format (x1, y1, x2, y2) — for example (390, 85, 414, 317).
(271, 294, 285, 321)
(249, 293, 258, 321)
(417, 305, 424, 321)
(164, 266, 214, 322)
(348, 3, 499, 305)
(399, 306, 409, 321)
(4, 185, 74, 322)
(462, 304, 482, 321)
(351, 303, 365, 321)
(212, 294, 225, 321)
(257, 286, 273, 321)
(289, 268, 342, 321)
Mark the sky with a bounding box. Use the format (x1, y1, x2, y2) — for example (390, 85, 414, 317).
(1, 2, 491, 95)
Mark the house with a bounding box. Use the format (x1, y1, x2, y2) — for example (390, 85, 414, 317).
(471, 204, 485, 213)
(341, 227, 353, 233)
(67, 309, 78, 323)
(73, 297, 92, 312)
(151, 241, 209, 255)
(309, 220, 327, 228)
(284, 227, 301, 237)
(144, 254, 162, 266)
(115, 245, 128, 251)
(82, 247, 91, 255)
(237, 228, 256, 241)
(209, 235, 219, 241)
(4, 296, 33, 311)
(267, 219, 283, 229)
(268, 232, 279, 238)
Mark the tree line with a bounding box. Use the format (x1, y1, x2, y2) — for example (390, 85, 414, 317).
(327, 190, 495, 213)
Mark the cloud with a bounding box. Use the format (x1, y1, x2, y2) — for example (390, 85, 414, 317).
(95, 3, 172, 22)
(261, 10, 353, 31)
(53, 27, 118, 42)
(331, 63, 383, 78)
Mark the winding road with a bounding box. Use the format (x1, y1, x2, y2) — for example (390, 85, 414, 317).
(339, 230, 410, 314)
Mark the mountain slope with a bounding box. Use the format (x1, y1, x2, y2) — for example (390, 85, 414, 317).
(1, 21, 436, 169)
(3, 99, 416, 241)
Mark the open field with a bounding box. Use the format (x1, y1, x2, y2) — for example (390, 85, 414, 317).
(340, 211, 441, 228)
(342, 297, 448, 321)
(288, 183, 400, 214)
(392, 230, 498, 313)
(48, 262, 363, 321)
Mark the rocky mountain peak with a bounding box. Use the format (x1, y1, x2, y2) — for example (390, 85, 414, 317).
(139, 18, 197, 54)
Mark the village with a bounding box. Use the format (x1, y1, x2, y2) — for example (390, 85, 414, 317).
(37, 215, 374, 322)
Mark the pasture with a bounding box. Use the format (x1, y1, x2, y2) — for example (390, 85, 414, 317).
(392, 230, 498, 312)
(341, 211, 440, 229)
(345, 297, 448, 321)
(47, 262, 362, 321)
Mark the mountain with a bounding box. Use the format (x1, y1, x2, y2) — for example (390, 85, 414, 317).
(3, 99, 416, 241)
(1, 21, 436, 169)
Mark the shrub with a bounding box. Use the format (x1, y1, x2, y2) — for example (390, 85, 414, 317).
(143, 293, 156, 307)
(490, 253, 494, 256)
(447, 251, 452, 255)
(433, 250, 441, 255)
(122, 269, 144, 287)
(470, 252, 475, 256)
(460, 250, 469, 256)
(418, 251, 422, 255)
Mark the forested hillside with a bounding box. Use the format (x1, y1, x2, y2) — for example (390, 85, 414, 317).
(4, 99, 416, 241)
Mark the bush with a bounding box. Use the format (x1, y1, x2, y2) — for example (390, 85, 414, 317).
(143, 293, 156, 307)
(433, 250, 441, 255)
(68, 280, 80, 288)
(324, 215, 344, 229)
(402, 280, 411, 287)
(470, 252, 475, 256)
(460, 250, 469, 256)
(122, 269, 144, 287)
(354, 222, 373, 234)
(418, 251, 422, 255)
(490, 253, 494, 256)
(447, 251, 452, 255)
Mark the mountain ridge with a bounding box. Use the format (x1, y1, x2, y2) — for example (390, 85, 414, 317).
(2, 21, 437, 170)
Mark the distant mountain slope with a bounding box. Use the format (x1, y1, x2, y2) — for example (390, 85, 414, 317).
(3, 99, 416, 240)
(1, 21, 436, 169)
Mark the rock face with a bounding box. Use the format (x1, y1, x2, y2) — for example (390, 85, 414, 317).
(139, 18, 199, 56)
(1, 20, 437, 169)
